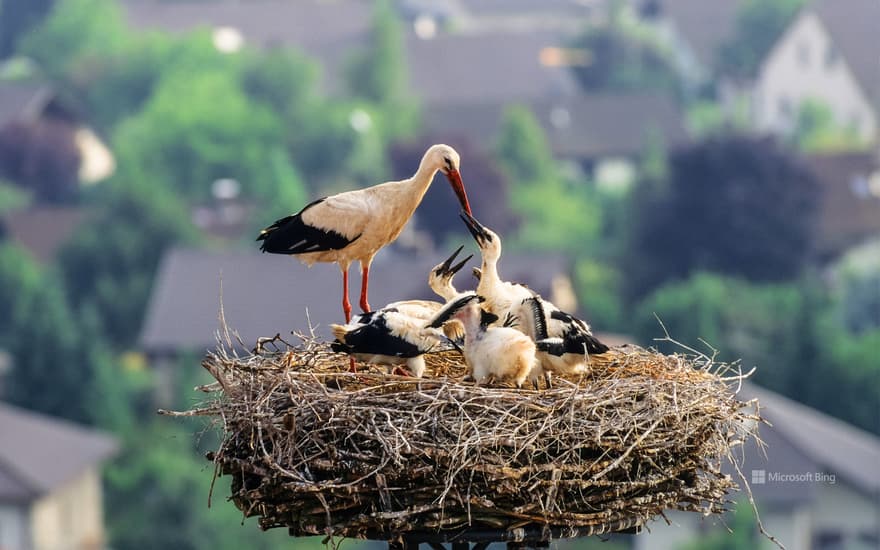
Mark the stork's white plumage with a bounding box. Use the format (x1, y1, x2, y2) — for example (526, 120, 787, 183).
(427, 293, 538, 388)
(257, 144, 473, 327)
(460, 212, 608, 383)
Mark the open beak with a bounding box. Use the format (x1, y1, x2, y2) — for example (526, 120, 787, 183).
(459, 210, 492, 247)
(436, 245, 472, 277)
(445, 169, 472, 216)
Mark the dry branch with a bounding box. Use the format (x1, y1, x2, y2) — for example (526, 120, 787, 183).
(172, 338, 761, 541)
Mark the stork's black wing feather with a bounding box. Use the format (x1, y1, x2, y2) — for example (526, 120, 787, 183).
(336, 315, 424, 358)
(257, 198, 361, 254)
(427, 292, 481, 328)
(523, 297, 549, 340)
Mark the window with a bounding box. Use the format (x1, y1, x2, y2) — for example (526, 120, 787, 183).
(797, 40, 811, 68)
(825, 44, 839, 69)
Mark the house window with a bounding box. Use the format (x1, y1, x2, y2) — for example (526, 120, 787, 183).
(797, 40, 811, 68)
(813, 530, 844, 550)
(825, 44, 839, 69)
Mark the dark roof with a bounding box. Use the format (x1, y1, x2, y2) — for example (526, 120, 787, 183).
(0, 82, 51, 127)
(813, 0, 880, 106)
(423, 93, 688, 159)
(405, 30, 579, 103)
(1, 206, 87, 263)
(459, 0, 591, 18)
(0, 402, 118, 501)
(737, 382, 880, 499)
(805, 152, 880, 256)
(123, 0, 373, 94)
(139, 246, 573, 354)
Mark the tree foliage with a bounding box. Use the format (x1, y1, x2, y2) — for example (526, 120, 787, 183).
(791, 99, 866, 153)
(627, 135, 820, 300)
(58, 183, 197, 348)
(345, 0, 406, 106)
(496, 106, 602, 254)
(716, 0, 807, 79)
(569, 24, 679, 97)
(0, 0, 54, 58)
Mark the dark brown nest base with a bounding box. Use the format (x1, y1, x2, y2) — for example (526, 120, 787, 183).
(172, 337, 760, 542)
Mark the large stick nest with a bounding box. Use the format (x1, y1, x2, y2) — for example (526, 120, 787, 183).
(179, 336, 760, 541)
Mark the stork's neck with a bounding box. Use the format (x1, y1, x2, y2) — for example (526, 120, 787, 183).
(478, 256, 501, 297)
(402, 159, 441, 207)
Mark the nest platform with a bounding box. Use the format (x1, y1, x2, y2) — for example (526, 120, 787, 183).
(176, 337, 760, 542)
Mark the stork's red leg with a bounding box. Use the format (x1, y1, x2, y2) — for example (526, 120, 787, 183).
(341, 267, 357, 373)
(359, 264, 371, 313)
(342, 268, 352, 323)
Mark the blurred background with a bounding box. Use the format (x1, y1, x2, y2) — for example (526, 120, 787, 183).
(0, 0, 877, 549)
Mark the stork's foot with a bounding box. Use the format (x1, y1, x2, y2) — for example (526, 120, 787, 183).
(349, 357, 357, 373)
(390, 365, 411, 377)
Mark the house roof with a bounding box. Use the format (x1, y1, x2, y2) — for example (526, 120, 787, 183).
(812, 0, 880, 106)
(805, 151, 880, 257)
(139, 246, 574, 354)
(0, 402, 118, 501)
(123, 0, 373, 94)
(738, 382, 880, 498)
(405, 29, 579, 103)
(423, 93, 688, 159)
(651, 0, 740, 68)
(1, 206, 87, 263)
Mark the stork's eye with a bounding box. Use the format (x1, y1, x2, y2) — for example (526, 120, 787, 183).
(443, 157, 454, 170)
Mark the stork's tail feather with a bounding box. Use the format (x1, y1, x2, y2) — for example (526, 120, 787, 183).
(330, 323, 349, 345)
(536, 337, 566, 356)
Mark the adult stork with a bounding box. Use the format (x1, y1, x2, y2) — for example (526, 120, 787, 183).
(257, 144, 473, 323)
(460, 211, 608, 384)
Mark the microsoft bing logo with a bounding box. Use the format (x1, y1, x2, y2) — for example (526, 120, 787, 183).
(752, 469, 766, 484)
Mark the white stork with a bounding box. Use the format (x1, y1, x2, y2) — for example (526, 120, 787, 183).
(257, 144, 473, 324)
(460, 212, 608, 385)
(426, 293, 538, 388)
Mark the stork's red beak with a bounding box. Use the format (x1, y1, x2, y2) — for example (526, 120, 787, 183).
(445, 169, 472, 216)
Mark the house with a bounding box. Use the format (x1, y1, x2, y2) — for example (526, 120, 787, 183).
(806, 151, 880, 259)
(753, 0, 880, 143)
(0, 402, 118, 550)
(421, 93, 688, 179)
(0, 81, 115, 196)
(404, 29, 580, 103)
(633, 382, 880, 550)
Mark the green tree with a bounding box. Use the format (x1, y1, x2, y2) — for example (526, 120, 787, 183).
(570, 24, 680, 97)
(344, 0, 406, 106)
(112, 66, 307, 212)
(496, 106, 602, 253)
(0, 244, 95, 422)
(58, 183, 197, 348)
(716, 0, 807, 79)
(626, 135, 820, 301)
(679, 503, 759, 550)
(791, 99, 865, 152)
(0, 0, 54, 58)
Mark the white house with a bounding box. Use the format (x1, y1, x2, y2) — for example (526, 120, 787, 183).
(753, 0, 879, 143)
(0, 403, 118, 550)
(632, 383, 880, 550)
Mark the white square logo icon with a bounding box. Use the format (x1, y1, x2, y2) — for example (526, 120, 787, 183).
(752, 469, 766, 484)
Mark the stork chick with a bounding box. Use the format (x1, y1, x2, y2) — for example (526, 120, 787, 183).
(460, 212, 609, 384)
(427, 294, 538, 388)
(428, 245, 473, 301)
(331, 308, 447, 378)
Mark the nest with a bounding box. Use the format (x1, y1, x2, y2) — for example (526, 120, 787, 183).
(173, 335, 761, 542)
